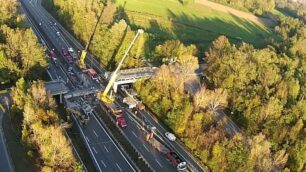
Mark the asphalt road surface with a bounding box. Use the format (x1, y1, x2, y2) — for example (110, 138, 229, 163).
(0, 93, 13, 172)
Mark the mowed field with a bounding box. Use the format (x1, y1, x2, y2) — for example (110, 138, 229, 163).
(116, 0, 278, 49)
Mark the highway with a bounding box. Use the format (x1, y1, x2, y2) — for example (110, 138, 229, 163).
(34, 3, 210, 170)
(20, 1, 137, 171)
(31, 1, 188, 172)
(0, 93, 13, 172)
(37, 3, 191, 172)
(21, 0, 211, 171)
(98, 101, 176, 172)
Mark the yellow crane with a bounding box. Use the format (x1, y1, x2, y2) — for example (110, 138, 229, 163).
(98, 29, 144, 104)
(79, 9, 104, 69)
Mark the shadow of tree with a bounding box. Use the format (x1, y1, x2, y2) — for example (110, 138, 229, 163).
(121, 5, 278, 55)
(166, 8, 275, 48)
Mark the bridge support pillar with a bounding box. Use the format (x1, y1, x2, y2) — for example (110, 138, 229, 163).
(113, 82, 118, 93)
(59, 94, 63, 104)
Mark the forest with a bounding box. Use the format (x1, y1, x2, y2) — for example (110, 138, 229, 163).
(133, 1, 306, 170)
(3, 0, 306, 171)
(0, 0, 82, 171)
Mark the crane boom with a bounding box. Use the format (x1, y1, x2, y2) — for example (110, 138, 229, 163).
(98, 29, 144, 104)
(79, 8, 104, 69)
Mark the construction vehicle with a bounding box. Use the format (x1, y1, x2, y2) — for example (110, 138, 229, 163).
(121, 85, 145, 110)
(106, 104, 127, 128)
(79, 8, 105, 69)
(66, 107, 89, 125)
(136, 103, 145, 111)
(146, 126, 187, 171)
(68, 47, 78, 60)
(86, 68, 100, 81)
(97, 29, 144, 104)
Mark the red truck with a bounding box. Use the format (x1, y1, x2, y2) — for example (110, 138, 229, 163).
(86, 68, 100, 81)
(61, 47, 68, 56)
(107, 104, 127, 128)
(64, 55, 73, 64)
(147, 128, 187, 171)
(61, 47, 73, 64)
(166, 151, 187, 171)
(48, 49, 56, 58)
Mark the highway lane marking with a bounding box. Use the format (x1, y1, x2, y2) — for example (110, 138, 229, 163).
(92, 146, 98, 154)
(93, 129, 98, 137)
(103, 145, 109, 153)
(116, 163, 122, 172)
(86, 136, 90, 143)
(156, 159, 163, 168)
(100, 160, 107, 168)
(143, 144, 150, 152)
(131, 131, 138, 138)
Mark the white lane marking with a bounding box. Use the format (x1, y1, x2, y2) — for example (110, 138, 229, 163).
(116, 163, 122, 172)
(46, 69, 53, 80)
(92, 146, 98, 154)
(91, 113, 136, 171)
(104, 146, 109, 153)
(143, 144, 150, 152)
(86, 136, 90, 143)
(101, 160, 107, 168)
(132, 131, 138, 138)
(156, 159, 163, 168)
(93, 129, 98, 137)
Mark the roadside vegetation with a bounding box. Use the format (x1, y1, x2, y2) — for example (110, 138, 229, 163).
(0, 0, 47, 85)
(11, 79, 82, 171)
(43, 0, 147, 70)
(42, 0, 305, 171)
(135, 1, 306, 171)
(0, 0, 82, 171)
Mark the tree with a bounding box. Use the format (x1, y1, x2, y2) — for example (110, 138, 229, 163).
(0, 25, 47, 82)
(288, 139, 306, 172)
(154, 40, 197, 64)
(101, 1, 116, 26)
(289, 118, 304, 142)
(11, 77, 27, 109)
(272, 150, 289, 171)
(247, 133, 273, 172)
(0, 0, 19, 26)
(193, 87, 228, 113)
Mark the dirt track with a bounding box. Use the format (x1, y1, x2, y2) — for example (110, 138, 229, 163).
(195, 0, 275, 27)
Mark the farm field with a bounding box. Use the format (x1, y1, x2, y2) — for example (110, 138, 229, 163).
(116, 0, 278, 49)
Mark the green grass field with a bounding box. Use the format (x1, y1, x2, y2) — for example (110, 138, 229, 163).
(116, 0, 278, 49)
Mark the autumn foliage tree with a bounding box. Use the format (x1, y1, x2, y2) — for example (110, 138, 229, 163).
(12, 80, 82, 171)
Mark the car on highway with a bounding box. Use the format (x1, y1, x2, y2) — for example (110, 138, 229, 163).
(61, 47, 68, 56)
(68, 47, 74, 53)
(166, 151, 187, 171)
(48, 49, 56, 58)
(56, 31, 60, 36)
(116, 116, 127, 128)
(165, 132, 176, 141)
